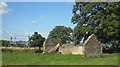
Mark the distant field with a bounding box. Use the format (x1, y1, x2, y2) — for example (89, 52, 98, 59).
(1, 47, 39, 50)
(2, 52, 119, 65)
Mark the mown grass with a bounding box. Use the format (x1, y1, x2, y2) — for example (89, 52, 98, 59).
(2, 52, 119, 65)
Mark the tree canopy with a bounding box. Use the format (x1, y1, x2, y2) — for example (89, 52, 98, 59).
(29, 32, 45, 50)
(48, 26, 73, 44)
(71, 2, 120, 47)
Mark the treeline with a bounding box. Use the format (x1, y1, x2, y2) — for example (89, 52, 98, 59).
(1, 40, 10, 47)
(1, 40, 27, 47)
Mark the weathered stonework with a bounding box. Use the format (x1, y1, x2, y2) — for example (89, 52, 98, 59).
(43, 34, 102, 57)
(83, 34, 102, 57)
(58, 34, 102, 57)
(48, 43, 60, 53)
(59, 45, 84, 55)
(43, 37, 57, 52)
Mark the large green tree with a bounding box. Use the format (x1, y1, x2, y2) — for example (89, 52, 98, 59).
(71, 2, 120, 47)
(48, 26, 73, 44)
(29, 32, 45, 51)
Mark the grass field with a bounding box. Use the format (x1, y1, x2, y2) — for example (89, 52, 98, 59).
(2, 52, 119, 65)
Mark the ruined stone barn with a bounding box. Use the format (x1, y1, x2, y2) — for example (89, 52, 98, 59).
(43, 37, 60, 53)
(43, 34, 102, 57)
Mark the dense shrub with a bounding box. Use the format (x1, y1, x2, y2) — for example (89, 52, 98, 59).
(102, 46, 120, 53)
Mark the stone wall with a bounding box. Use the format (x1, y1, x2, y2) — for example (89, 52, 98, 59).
(43, 37, 57, 52)
(83, 34, 102, 57)
(43, 34, 102, 57)
(58, 34, 102, 57)
(59, 45, 84, 55)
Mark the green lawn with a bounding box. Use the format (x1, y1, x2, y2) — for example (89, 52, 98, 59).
(2, 52, 119, 65)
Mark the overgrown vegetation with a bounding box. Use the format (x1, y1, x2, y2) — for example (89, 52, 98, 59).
(2, 52, 119, 65)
